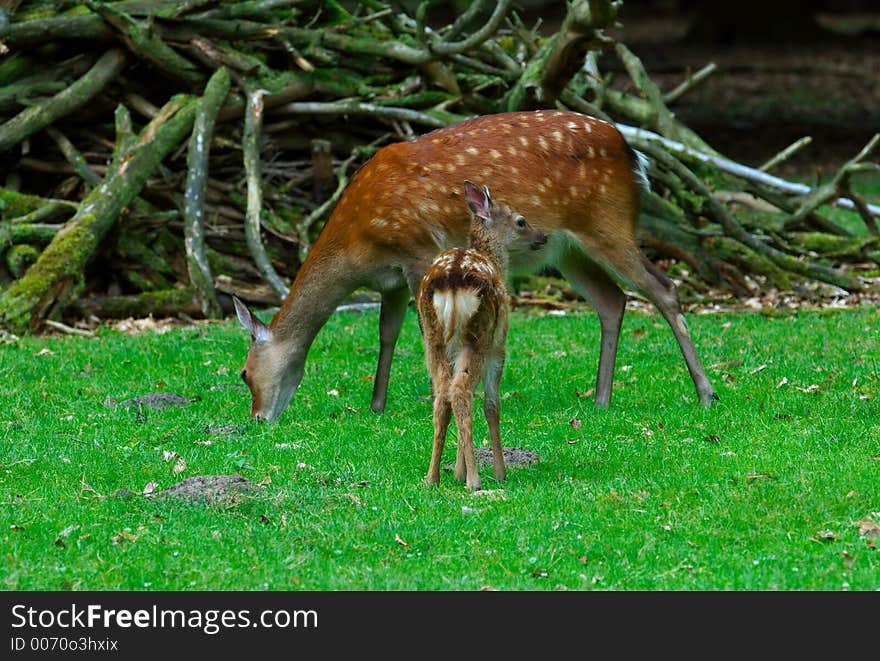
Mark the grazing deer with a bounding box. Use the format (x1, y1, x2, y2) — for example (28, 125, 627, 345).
(234, 110, 718, 422)
(419, 181, 547, 490)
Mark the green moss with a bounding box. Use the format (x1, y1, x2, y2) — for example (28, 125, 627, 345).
(705, 235, 794, 290)
(789, 231, 878, 259)
(263, 207, 300, 239)
(86, 288, 196, 318)
(739, 210, 787, 234)
(0, 220, 96, 331)
(0, 188, 52, 220)
(0, 53, 36, 86)
(376, 90, 453, 108)
(318, 0, 356, 24)
(206, 248, 242, 277)
(114, 228, 179, 292)
(5, 243, 39, 277)
(15, 5, 57, 21)
(309, 67, 374, 97)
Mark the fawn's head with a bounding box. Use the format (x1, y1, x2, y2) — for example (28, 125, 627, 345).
(463, 180, 547, 256)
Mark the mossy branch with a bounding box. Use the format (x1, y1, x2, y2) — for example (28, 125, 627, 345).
(184, 67, 231, 319)
(0, 95, 198, 334)
(243, 86, 289, 299)
(0, 49, 127, 153)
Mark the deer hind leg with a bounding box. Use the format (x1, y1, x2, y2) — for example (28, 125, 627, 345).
(557, 251, 627, 409)
(425, 342, 453, 485)
(579, 234, 718, 406)
(426, 385, 452, 485)
(450, 346, 485, 490)
(371, 286, 410, 413)
(637, 258, 718, 405)
(482, 352, 507, 482)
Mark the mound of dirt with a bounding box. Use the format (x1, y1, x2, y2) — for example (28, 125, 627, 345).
(154, 474, 260, 505)
(476, 447, 541, 467)
(442, 447, 540, 474)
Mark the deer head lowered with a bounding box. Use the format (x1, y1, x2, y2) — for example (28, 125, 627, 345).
(234, 110, 718, 422)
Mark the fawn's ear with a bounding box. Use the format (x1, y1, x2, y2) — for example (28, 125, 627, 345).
(463, 180, 492, 221)
(233, 296, 271, 343)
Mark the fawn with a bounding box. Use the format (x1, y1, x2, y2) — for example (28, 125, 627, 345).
(234, 110, 718, 422)
(417, 181, 547, 490)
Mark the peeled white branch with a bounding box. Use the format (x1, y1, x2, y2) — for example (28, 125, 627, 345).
(243, 87, 289, 299)
(619, 124, 880, 218)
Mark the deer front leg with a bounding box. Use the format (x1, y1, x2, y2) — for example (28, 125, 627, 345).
(483, 353, 507, 482)
(371, 286, 410, 413)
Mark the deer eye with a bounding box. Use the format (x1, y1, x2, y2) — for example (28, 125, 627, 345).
(515, 216, 526, 228)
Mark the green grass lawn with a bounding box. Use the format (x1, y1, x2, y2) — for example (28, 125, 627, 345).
(1, 303, 878, 591)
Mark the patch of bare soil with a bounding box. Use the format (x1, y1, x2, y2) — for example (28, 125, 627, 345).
(154, 475, 260, 505)
(443, 447, 541, 473)
(105, 392, 197, 410)
(477, 447, 541, 468)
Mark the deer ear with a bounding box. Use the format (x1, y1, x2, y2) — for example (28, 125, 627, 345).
(233, 296, 270, 343)
(481, 185, 493, 206)
(463, 180, 492, 221)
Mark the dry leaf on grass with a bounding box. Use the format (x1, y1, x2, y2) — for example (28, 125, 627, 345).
(343, 493, 363, 506)
(111, 526, 145, 545)
(394, 533, 408, 548)
(58, 525, 77, 538)
(813, 530, 839, 541)
(857, 518, 880, 540)
(53, 525, 79, 548)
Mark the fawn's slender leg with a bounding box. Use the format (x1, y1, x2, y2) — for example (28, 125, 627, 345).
(450, 348, 486, 490)
(426, 391, 452, 485)
(424, 337, 453, 484)
(426, 383, 452, 486)
(482, 352, 507, 482)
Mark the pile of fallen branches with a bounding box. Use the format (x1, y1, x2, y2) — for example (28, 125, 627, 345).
(0, 0, 877, 335)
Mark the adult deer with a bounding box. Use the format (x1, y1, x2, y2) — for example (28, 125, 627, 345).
(234, 110, 718, 422)
(419, 181, 546, 490)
